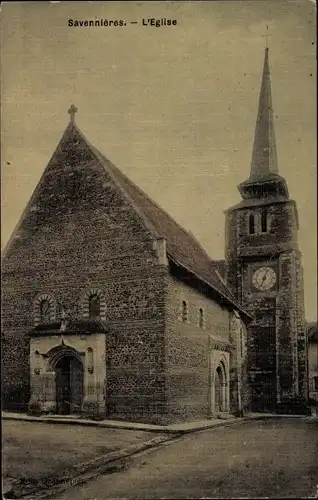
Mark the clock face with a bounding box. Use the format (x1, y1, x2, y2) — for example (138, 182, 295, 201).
(252, 266, 277, 291)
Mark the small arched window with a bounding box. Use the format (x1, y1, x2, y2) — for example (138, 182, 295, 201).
(89, 294, 100, 319)
(87, 347, 94, 373)
(261, 209, 268, 233)
(40, 299, 51, 324)
(182, 301, 188, 323)
(248, 213, 255, 235)
(34, 294, 56, 326)
(199, 308, 204, 328)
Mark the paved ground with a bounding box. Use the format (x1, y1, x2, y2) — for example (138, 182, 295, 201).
(55, 418, 318, 499)
(2, 420, 156, 493)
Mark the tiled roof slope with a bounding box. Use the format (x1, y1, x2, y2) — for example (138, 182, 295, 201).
(213, 259, 226, 278)
(90, 144, 238, 306)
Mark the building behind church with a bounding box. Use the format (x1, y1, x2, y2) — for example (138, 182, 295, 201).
(1, 48, 308, 424)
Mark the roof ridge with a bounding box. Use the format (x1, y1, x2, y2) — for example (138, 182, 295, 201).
(187, 230, 214, 259)
(69, 127, 161, 239)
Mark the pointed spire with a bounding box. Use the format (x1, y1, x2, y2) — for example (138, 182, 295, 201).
(238, 47, 288, 200)
(249, 47, 278, 182)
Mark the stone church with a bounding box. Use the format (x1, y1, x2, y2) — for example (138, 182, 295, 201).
(1, 48, 308, 424)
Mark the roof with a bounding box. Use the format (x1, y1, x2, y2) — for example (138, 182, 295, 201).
(209, 335, 233, 352)
(83, 131, 250, 317)
(226, 195, 293, 212)
(29, 318, 109, 337)
(4, 109, 251, 321)
(93, 149, 236, 298)
(307, 322, 318, 342)
(213, 259, 226, 278)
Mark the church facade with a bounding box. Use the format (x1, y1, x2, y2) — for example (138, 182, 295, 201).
(1, 49, 308, 424)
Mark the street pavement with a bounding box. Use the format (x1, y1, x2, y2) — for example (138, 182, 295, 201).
(54, 417, 318, 499)
(2, 419, 157, 498)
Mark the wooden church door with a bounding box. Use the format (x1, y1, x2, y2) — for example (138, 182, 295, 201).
(56, 356, 71, 414)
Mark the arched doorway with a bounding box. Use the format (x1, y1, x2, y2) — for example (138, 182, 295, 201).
(215, 365, 224, 413)
(214, 361, 228, 414)
(54, 354, 84, 415)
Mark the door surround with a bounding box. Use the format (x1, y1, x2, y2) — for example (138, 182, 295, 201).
(28, 330, 107, 418)
(208, 342, 230, 417)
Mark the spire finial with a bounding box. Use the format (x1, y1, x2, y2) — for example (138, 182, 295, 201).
(68, 104, 78, 123)
(262, 25, 271, 49)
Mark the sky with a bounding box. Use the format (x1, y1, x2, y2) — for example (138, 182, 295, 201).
(1, 1, 316, 320)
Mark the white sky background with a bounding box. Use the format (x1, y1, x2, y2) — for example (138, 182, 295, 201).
(1, 1, 316, 320)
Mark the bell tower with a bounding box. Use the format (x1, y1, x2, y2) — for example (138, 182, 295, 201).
(225, 48, 308, 413)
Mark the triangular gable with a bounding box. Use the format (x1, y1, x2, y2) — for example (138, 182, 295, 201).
(3, 116, 248, 317)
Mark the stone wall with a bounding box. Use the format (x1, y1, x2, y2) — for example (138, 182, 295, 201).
(225, 198, 307, 413)
(164, 272, 235, 423)
(237, 202, 299, 252)
(277, 252, 298, 400)
(229, 313, 250, 414)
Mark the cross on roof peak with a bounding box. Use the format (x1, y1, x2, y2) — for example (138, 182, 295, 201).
(262, 25, 271, 49)
(68, 104, 78, 123)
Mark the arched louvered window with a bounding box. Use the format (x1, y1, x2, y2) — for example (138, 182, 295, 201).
(40, 299, 51, 323)
(248, 213, 255, 235)
(88, 294, 100, 319)
(81, 288, 106, 320)
(33, 293, 56, 326)
(261, 209, 268, 233)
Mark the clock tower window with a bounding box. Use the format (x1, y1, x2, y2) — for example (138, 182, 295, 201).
(261, 209, 268, 233)
(248, 213, 255, 235)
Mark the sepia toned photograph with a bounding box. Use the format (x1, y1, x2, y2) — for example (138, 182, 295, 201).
(1, 1, 317, 498)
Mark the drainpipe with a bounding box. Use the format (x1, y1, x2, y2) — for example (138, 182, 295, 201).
(237, 345, 243, 417)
